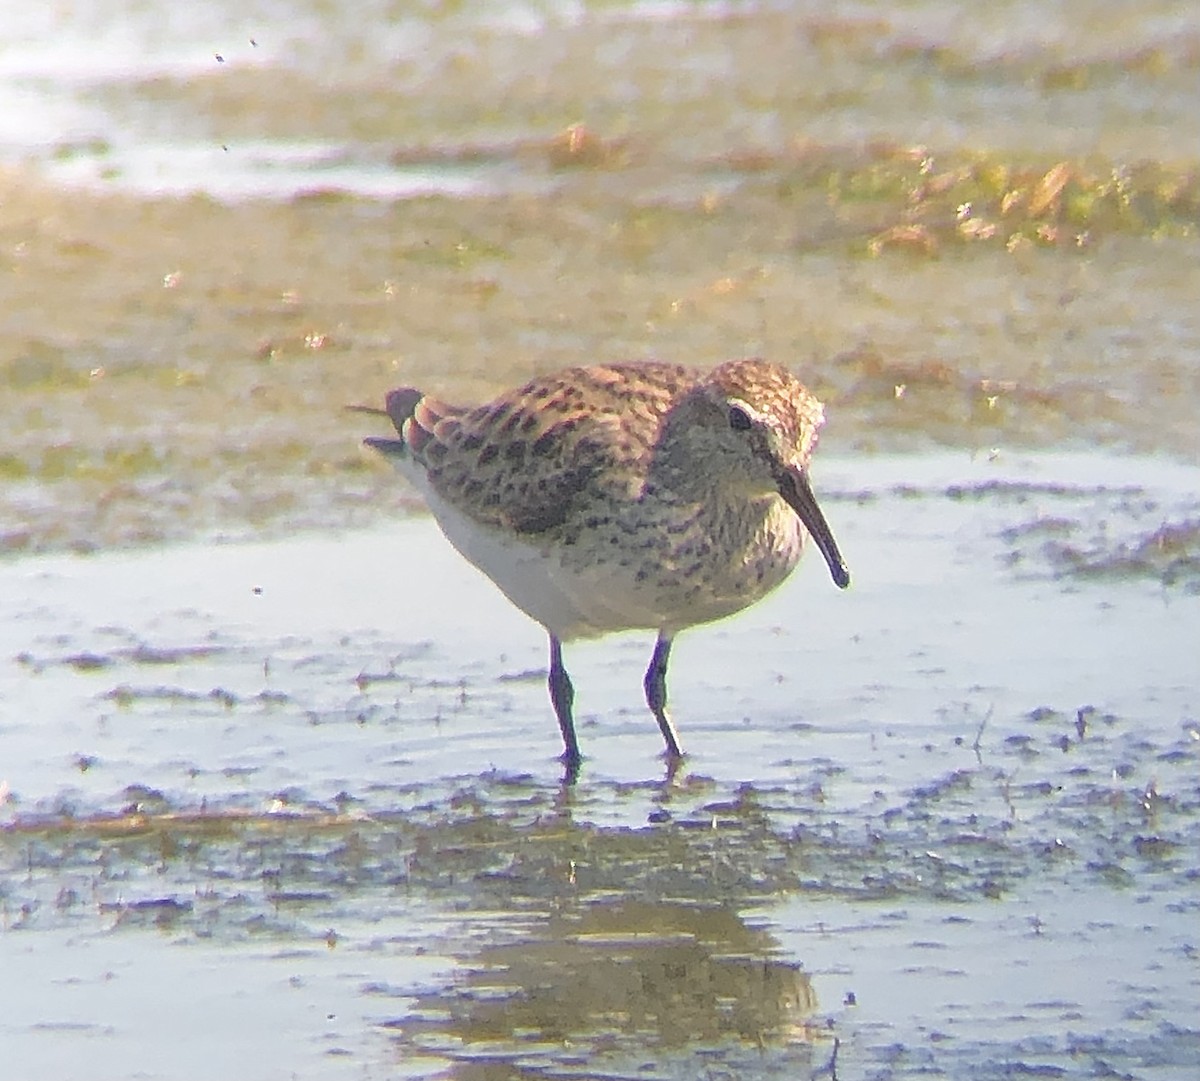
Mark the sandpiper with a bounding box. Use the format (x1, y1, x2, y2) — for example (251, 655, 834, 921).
(361, 359, 850, 773)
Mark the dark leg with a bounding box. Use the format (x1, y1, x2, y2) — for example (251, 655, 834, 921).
(548, 636, 581, 771)
(643, 633, 684, 761)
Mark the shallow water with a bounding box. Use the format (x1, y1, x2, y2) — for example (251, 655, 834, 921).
(2, 452, 1198, 1079)
(2, 1, 1200, 1078)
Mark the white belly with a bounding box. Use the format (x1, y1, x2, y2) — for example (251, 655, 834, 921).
(421, 486, 657, 639)
(409, 492, 799, 644)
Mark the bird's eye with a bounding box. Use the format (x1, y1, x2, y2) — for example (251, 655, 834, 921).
(728, 405, 753, 432)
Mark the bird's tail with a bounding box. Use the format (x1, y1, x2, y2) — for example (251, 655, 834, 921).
(351, 387, 446, 459)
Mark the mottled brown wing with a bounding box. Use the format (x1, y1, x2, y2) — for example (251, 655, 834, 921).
(414, 362, 695, 536)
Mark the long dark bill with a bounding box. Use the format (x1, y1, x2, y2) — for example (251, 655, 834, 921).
(777, 466, 851, 589)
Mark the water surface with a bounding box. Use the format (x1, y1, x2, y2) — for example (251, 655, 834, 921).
(3, 453, 1198, 1078)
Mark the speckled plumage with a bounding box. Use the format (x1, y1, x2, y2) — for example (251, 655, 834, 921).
(363, 358, 849, 774)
